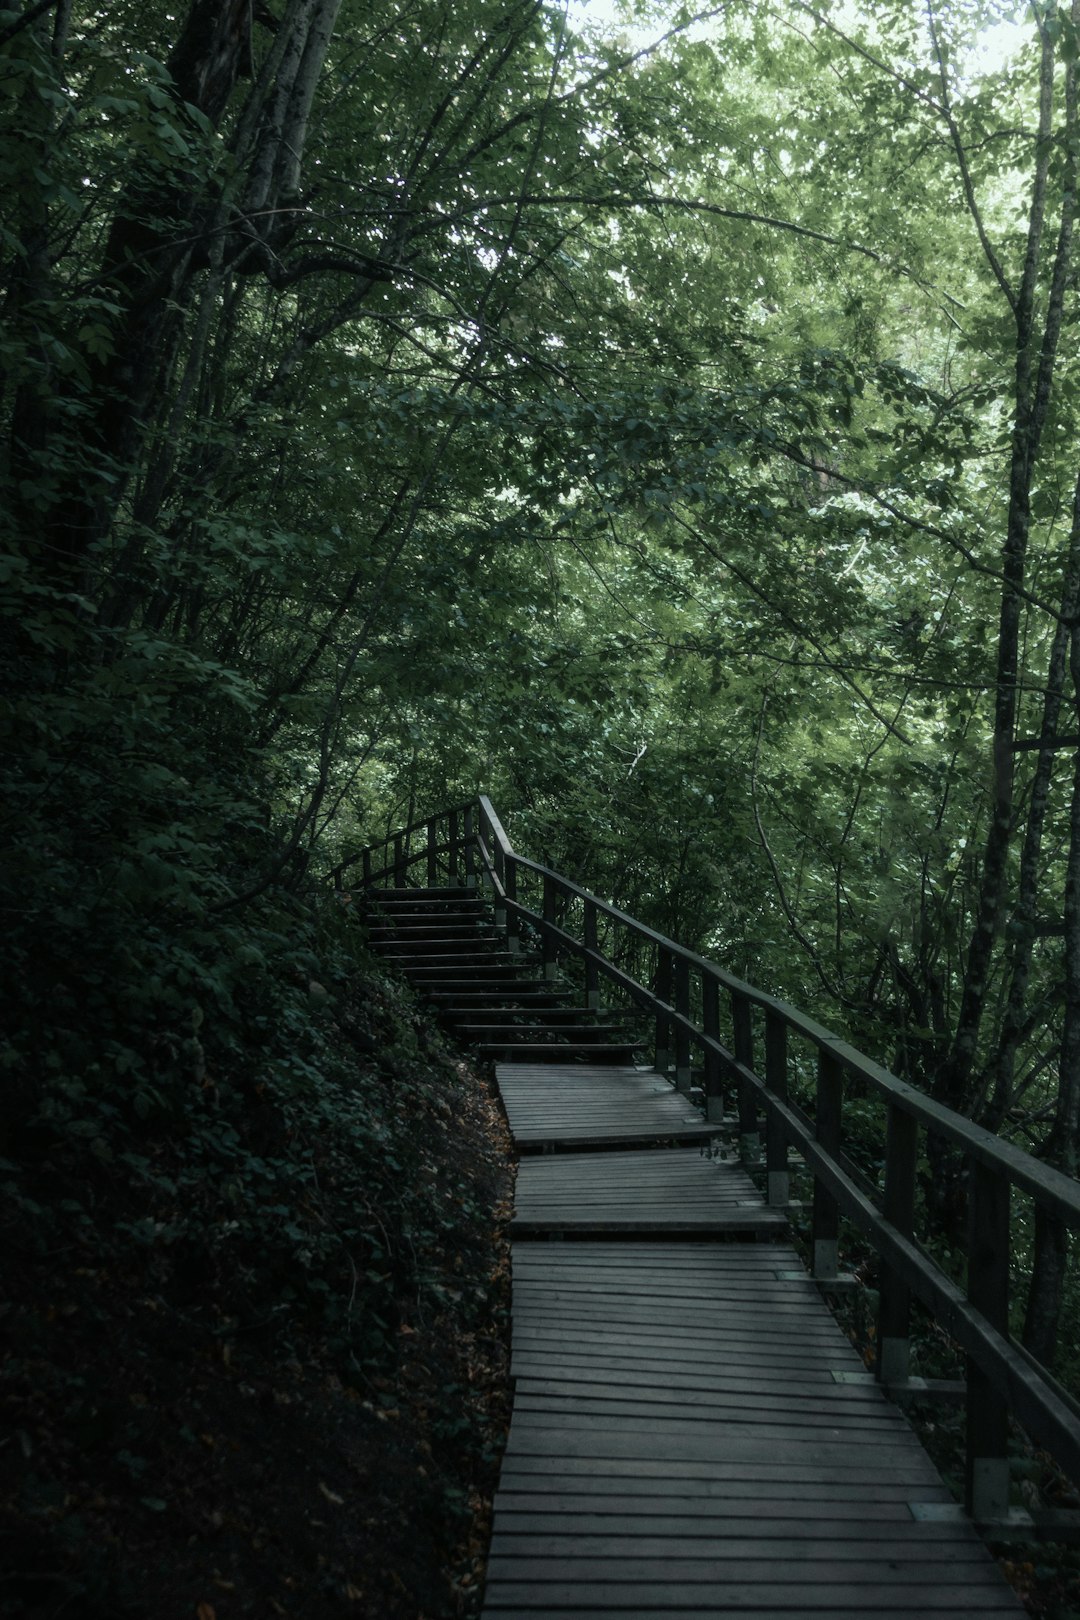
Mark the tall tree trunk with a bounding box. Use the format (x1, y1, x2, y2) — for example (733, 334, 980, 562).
(40, 0, 258, 585)
(936, 12, 1077, 1116)
(1022, 618, 1080, 1366)
(986, 471, 1080, 1125)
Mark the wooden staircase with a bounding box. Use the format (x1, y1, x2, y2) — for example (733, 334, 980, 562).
(333, 795, 1080, 1551)
(365, 886, 641, 1064)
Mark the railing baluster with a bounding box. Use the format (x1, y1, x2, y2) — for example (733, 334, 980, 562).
(765, 1010, 789, 1206)
(966, 1158, 1010, 1520)
(674, 955, 691, 1094)
(703, 973, 723, 1124)
(732, 993, 758, 1164)
(463, 804, 477, 889)
(505, 854, 519, 952)
(877, 1103, 917, 1384)
(448, 808, 460, 883)
(813, 1049, 843, 1279)
(654, 949, 672, 1077)
(343, 795, 1080, 1510)
(584, 900, 600, 1009)
(543, 873, 557, 979)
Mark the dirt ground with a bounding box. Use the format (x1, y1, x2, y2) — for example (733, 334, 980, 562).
(0, 1046, 514, 1620)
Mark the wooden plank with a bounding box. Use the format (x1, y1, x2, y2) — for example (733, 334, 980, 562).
(496, 1456, 948, 1483)
(509, 1382, 909, 1421)
(483, 1581, 1018, 1611)
(446, 992, 1027, 1617)
(482, 1236, 1021, 1616)
(497, 1063, 717, 1148)
(489, 1531, 990, 1557)
(484, 1611, 1014, 1620)
(486, 1548, 995, 1575)
(491, 1504, 959, 1529)
(507, 1362, 893, 1397)
(506, 1422, 923, 1455)
(513, 1146, 786, 1233)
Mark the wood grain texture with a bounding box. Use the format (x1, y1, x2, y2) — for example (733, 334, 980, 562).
(482, 1241, 1019, 1617)
(363, 899, 1021, 1619)
(497, 1064, 717, 1149)
(512, 1147, 785, 1234)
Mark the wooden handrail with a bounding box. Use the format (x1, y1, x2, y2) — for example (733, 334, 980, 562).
(338, 793, 1080, 1520)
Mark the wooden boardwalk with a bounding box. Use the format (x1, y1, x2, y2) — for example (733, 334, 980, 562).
(484, 1061, 1021, 1618)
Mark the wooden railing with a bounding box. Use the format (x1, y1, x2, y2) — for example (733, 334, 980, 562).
(330, 801, 476, 892)
(336, 794, 1080, 1527)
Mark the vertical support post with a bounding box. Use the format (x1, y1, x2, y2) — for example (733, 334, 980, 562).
(703, 973, 723, 1125)
(393, 832, 406, 888)
(426, 818, 438, 885)
(463, 804, 477, 889)
(733, 993, 758, 1164)
(812, 1049, 843, 1280)
(877, 1103, 917, 1385)
(965, 1158, 1010, 1520)
(674, 955, 691, 1094)
(654, 949, 672, 1078)
(448, 809, 460, 884)
(362, 847, 372, 888)
(584, 901, 600, 1010)
(505, 855, 519, 952)
(543, 873, 558, 980)
(765, 1010, 789, 1206)
(488, 807, 502, 885)
(463, 806, 476, 894)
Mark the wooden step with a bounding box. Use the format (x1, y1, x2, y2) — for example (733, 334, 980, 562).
(368, 911, 490, 927)
(473, 1042, 637, 1063)
(416, 977, 559, 993)
(510, 1148, 787, 1236)
(393, 956, 537, 975)
(395, 949, 540, 965)
(367, 886, 475, 902)
(427, 984, 569, 997)
(367, 927, 496, 947)
(437, 1005, 623, 1023)
(456, 1022, 634, 1041)
(496, 1064, 717, 1149)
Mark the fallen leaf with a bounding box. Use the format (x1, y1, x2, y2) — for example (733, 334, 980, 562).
(318, 1481, 344, 1505)
(196, 1604, 216, 1620)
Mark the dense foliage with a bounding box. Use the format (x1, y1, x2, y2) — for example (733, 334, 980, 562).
(4, 0, 1080, 1532)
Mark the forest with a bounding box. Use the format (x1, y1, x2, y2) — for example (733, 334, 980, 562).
(3, 0, 1080, 1613)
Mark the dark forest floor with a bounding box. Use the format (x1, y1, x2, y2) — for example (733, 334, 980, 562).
(7, 963, 1080, 1620)
(0, 995, 514, 1620)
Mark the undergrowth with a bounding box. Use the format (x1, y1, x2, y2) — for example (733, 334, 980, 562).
(0, 883, 514, 1618)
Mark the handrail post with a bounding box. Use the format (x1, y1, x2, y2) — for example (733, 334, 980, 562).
(584, 900, 600, 1009)
(703, 973, 723, 1124)
(654, 949, 672, 1077)
(393, 832, 406, 888)
(813, 1049, 843, 1279)
(543, 873, 557, 980)
(965, 1159, 1010, 1520)
(877, 1103, 917, 1384)
(362, 847, 371, 888)
(463, 804, 477, 889)
(505, 854, 519, 953)
(674, 955, 691, 1094)
(765, 1010, 789, 1206)
(426, 817, 438, 885)
(448, 809, 460, 884)
(733, 993, 758, 1164)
